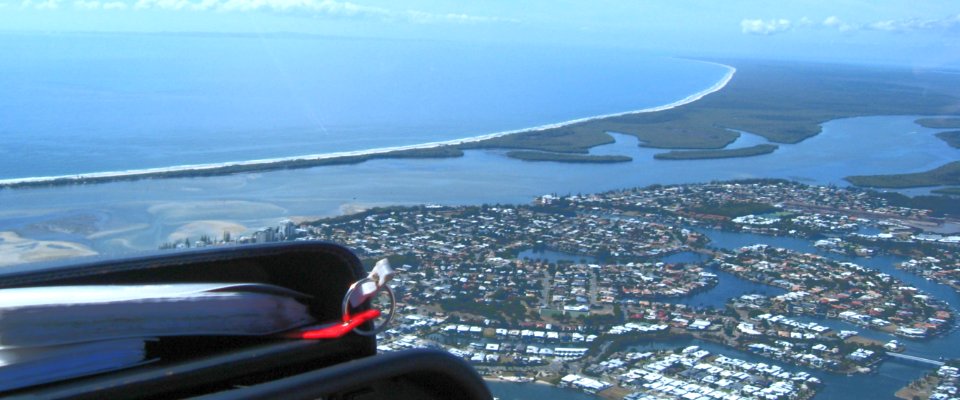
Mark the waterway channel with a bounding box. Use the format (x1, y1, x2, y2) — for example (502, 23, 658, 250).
(490, 228, 960, 399)
(700, 229, 960, 357)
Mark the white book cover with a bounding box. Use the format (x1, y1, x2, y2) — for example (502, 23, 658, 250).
(0, 283, 316, 348)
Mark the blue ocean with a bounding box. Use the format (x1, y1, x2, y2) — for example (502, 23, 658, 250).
(0, 32, 726, 179)
(0, 32, 957, 256)
(2, 32, 960, 400)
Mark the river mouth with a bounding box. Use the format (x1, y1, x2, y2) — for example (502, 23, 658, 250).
(2, 113, 955, 257)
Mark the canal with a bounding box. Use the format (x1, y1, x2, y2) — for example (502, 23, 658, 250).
(490, 228, 959, 399)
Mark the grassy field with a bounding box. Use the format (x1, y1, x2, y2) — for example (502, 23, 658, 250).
(653, 144, 778, 160)
(846, 161, 960, 188)
(505, 151, 632, 163)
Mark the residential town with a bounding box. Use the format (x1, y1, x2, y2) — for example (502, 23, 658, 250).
(162, 179, 960, 399)
(897, 364, 960, 400)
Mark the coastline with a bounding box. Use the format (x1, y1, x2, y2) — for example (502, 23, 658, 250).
(0, 63, 736, 189)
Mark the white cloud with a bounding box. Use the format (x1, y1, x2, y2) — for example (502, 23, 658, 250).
(22, 0, 512, 25)
(73, 0, 126, 9)
(21, 0, 60, 9)
(405, 10, 518, 24)
(819, 14, 960, 34)
(742, 13, 960, 36)
(740, 18, 792, 35)
(133, 0, 217, 11)
(74, 0, 98, 8)
(822, 15, 855, 32)
(11, 0, 520, 29)
(866, 14, 960, 32)
(867, 20, 899, 32)
(210, 0, 389, 16)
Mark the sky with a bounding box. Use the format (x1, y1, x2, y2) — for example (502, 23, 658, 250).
(1, 0, 959, 67)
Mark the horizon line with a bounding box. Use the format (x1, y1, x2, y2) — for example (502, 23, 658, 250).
(0, 62, 736, 188)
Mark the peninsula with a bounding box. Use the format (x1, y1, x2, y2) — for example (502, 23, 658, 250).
(2, 60, 959, 190)
(935, 131, 960, 149)
(845, 161, 960, 188)
(916, 118, 960, 129)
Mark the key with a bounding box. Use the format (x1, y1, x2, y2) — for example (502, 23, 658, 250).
(348, 259, 396, 308)
(284, 259, 398, 340)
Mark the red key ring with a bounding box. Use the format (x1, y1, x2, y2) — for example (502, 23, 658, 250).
(340, 277, 395, 337)
(288, 261, 397, 340)
(296, 309, 382, 340)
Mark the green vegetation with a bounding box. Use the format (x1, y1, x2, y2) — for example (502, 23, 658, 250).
(464, 61, 960, 155)
(438, 297, 527, 322)
(845, 161, 960, 188)
(875, 191, 960, 217)
(459, 129, 614, 153)
(935, 130, 960, 149)
(0, 147, 464, 189)
(582, 304, 625, 327)
(587, 331, 680, 360)
(932, 187, 960, 196)
(505, 151, 631, 163)
(384, 147, 465, 159)
(612, 62, 960, 145)
(653, 144, 778, 160)
(916, 118, 960, 129)
(690, 201, 780, 218)
(7, 61, 960, 189)
(363, 253, 422, 270)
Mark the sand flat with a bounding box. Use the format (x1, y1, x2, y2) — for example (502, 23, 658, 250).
(0, 231, 98, 267)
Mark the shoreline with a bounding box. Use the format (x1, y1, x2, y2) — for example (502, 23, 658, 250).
(483, 377, 547, 385)
(0, 63, 736, 189)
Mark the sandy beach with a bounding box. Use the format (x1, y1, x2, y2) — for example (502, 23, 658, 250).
(0, 63, 735, 188)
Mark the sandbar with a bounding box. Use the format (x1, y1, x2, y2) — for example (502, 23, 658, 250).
(0, 231, 98, 267)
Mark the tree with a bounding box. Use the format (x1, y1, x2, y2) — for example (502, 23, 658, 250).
(613, 304, 624, 321)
